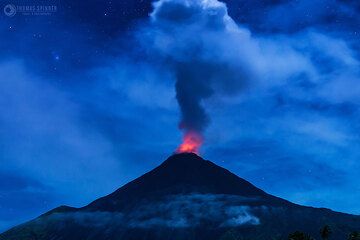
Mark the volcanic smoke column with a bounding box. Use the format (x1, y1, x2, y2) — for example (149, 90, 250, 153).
(148, 0, 254, 154)
(175, 62, 213, 154)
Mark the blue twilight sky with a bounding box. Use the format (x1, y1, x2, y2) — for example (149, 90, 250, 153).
(0, 0, 360, 232)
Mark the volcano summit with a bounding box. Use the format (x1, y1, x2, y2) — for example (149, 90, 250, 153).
(1, 153, 359, 240)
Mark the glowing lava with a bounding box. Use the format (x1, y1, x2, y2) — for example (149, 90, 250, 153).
(176, 131, 203, 154)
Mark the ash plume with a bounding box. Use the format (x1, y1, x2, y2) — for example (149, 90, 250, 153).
(145, 0, 256, 144)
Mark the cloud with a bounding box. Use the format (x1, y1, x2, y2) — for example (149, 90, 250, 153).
(127, 194, 260, 228)
(0, 60, 124, 205)
(140, 0, 318, 141)
(38, 194, 260, 229)
(222, 206, 260, 227)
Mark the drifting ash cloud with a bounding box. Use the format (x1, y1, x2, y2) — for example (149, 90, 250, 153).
(40, 194, 260, 228)
(140, 0, 320, 152)
(146, 0, 254, 151)
(127, 194, 260, 228)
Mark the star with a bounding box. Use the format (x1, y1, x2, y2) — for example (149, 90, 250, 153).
(52, 52, 60, 61)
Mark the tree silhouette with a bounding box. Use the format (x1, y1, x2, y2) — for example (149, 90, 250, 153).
(349, 231, 360, 240)
(320, 225, 332, 240)
(29, 230, 38, 240)
(219, 229, 241, 240)
(288, 231, 314, 240)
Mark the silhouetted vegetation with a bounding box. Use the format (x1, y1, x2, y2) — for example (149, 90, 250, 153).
(349, 231, 360, 240)
(288, 231, 314, 240)
(320, 225, 332, 240)
(219, 229, 241, 240)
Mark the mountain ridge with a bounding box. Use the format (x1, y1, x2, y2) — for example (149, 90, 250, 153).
(1, 153, 359, 240)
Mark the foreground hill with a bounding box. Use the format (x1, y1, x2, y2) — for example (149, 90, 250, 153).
(1, 153, 359, 240)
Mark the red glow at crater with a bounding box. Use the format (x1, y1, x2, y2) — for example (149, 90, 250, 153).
(176, 131, 203, 154)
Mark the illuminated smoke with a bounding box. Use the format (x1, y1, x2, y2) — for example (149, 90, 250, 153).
(146, 0, 257, 153)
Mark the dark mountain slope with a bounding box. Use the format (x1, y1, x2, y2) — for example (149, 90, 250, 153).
(84, 153, 292, 212)
(1, 153, 359, 240)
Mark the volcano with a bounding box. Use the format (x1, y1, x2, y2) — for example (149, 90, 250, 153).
(1, 153, 359, 240)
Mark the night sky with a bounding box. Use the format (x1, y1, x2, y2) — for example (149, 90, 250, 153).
(1, 0, 360, 232)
